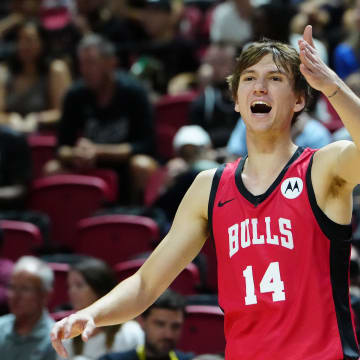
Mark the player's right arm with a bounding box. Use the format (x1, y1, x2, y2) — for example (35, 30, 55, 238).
(50, 168, 216, 358)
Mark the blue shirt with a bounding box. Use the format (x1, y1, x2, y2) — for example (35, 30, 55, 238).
(333, 43, 360, 80)
(0, 310, 56, 360)
(227, 117, 332, 157)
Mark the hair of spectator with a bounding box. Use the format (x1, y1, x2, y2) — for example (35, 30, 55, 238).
(227, 39, 312, 122)
(13, 256, 54, 292)
(77, 34, 116, 58)
(142, 289, 187, 318)
(70, 257, 118, 298)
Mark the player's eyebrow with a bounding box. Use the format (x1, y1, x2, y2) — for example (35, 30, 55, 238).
(241, 69, 287, 76)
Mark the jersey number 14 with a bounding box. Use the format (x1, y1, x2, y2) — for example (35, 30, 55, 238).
(243, 262, 285, 305)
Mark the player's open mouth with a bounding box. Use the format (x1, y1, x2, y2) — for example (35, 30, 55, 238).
(250, 101, 272, 114)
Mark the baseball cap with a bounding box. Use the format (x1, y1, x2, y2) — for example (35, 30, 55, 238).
(173, 125, 212, 152)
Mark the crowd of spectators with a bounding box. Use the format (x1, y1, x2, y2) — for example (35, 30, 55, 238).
(1, 0, 360, 358)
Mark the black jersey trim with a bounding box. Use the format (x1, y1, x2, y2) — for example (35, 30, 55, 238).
(235, 146, 305, 206)
(208, 164, 226, 242)
(306, 153, 359, 359)
(305, 153, 352, 241)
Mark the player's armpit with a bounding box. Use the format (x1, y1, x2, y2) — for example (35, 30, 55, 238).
(319, 140, 360, 188)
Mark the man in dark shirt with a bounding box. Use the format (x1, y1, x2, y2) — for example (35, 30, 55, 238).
(98, 289, 193, 360)
(46, 34, 157, 204)
(189, 43, 238, 150)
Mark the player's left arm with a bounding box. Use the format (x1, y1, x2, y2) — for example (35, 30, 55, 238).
(299, 25, 360, 186)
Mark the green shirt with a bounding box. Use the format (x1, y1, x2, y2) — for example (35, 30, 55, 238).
(0, 310, 56, 360)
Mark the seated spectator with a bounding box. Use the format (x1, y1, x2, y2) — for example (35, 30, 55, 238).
(130, 0, 199, 97)
(73, 0, 147, 69)
(332, 0, 360, 79)
(0, 124, 50, 243)
(154, 125, 218, 224)
(0, 256, 56, 360)
(59, 257, 144, 358)
(58, 257, 144, 360)
(99, 289, 193, 360)
(45, 34, 157, 205)
(0, 20, 72, 133)
(209, 0, 253, 47)
(0, 0, 42, 42)
(0, 227, 13, 315)
(190, 43, 238, 150)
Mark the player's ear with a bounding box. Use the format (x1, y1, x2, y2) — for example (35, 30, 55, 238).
(293, 93, 305, 113)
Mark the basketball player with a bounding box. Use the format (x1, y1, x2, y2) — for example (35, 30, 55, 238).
(50, 26, 360, 359)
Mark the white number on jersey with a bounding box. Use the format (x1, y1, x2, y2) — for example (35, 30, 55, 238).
(242, 262, 285, 305)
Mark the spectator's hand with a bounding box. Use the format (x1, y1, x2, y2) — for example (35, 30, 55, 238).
(298, 25, 339, 96)
(50, 313, 96, 358)
(72, 138, 97, 170)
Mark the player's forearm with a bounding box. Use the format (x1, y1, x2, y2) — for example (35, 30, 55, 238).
(326, 79, 360, 149)
(95, 143, 132, 163)
(76, 271, 156, 327)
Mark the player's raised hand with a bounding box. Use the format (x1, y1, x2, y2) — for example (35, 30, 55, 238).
(50, 313, 96, 358)
(298, 25, 339, 96)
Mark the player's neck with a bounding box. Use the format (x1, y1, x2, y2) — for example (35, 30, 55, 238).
(245, 136, 297, 178)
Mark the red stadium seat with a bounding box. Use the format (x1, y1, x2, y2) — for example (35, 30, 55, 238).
(155, 92, 196, 160)
(74, 214, 159, 266)
(144, 166, 168, 207)
(27, 134, 56, 179)
(114, 258, 200, 295)
(28, 175, 109, 249)
(81, 168, 119, 203)
(178, 305, 225, 355)
(48, 262, 70, 312)
(0, 220, 43, 261)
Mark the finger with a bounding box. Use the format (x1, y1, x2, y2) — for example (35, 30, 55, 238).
(82, 320, 96, 342)
(300, 49, 317, 71)
(51, 338, 69, 359)
(303, 25, 315, 48)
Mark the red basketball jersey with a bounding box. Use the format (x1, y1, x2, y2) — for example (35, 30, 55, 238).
(209, 147, 359, 359)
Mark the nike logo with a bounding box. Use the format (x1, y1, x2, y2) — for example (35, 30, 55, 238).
(218, 198, 235, 207)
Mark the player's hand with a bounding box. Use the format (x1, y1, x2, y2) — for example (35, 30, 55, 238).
(298, 25, 339, 96)
(50, 313, 96, 358)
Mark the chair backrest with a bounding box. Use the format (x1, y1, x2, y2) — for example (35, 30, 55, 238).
(47, 262, 70, 312)
(27, 134, 56, 179)
(28, 175, 109, 249)
(0, 220, 43, 261)
(178, 305, 225, 355)
(144, 166, 168, 207)
(80, 168, 119, 203)
(75, 214, 159, 266)
(155, 92, 196, 160)
(114, 258, 200, 295)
